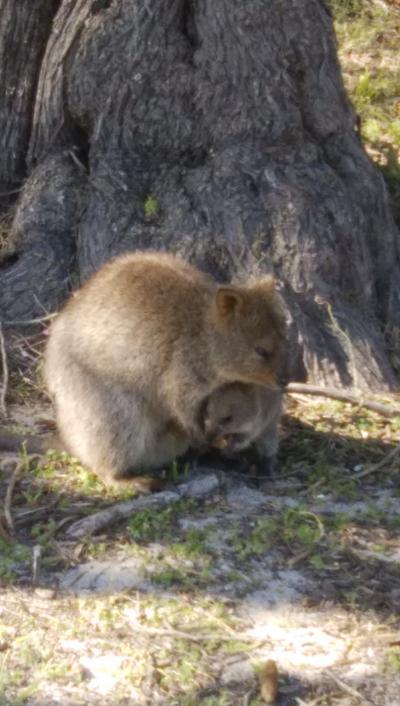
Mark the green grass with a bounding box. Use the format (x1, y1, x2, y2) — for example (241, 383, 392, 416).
(385, 648, 400, 674)
(331, 1, 400, 212)
(232, 508, 325, 561)
(0, 539, 31, 582)
(126, 500, 194, 542)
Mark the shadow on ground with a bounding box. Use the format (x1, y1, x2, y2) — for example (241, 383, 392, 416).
(1, 406, 400, 705)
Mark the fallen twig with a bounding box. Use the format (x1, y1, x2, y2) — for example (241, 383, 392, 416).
(3, 462, 21, 533)
(14, 502, 60, 525)
(356, 442, 400, 480)
(0, 516, 12, 542)
(0, 322, 9, 418)
(242, 690, 254, 706)
(326, 669, 374, 704)
(0, 187, 21, 196)
(2, 313, 56, 328)
(32, 544, 42, 584)
(65, 473, 220, 539)
(286, 383, 400, 419)
(126, 618, 261, 644)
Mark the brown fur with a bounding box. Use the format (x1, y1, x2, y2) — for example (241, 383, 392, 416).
(0, 432, 164, 492)
(202, 382, 282, 464)
(43, 251, 286, 485)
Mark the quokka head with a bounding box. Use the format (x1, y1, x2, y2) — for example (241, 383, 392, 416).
(209, 275, 287, 388)
(202, 383, 259, 453)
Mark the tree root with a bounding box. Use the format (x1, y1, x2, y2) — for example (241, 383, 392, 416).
(286, 383, 400, 418)
(0, 322, 9, 418)
(65, 473, 220, 540)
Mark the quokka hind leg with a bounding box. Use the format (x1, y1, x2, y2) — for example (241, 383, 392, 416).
(144, 419, 190, 469)
(253, 389, 282, 476)
(254, 427, 280, 476)
(52, 361, 165, 487)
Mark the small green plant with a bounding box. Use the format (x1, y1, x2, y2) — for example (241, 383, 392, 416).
(30, 518, 58, 546)
(84, 540, 109, 559)
(386, 648, 400, 673)
(391, 416, 400, 432)
(327, 0, 363, 20)
(307, 462, 359, 500)
(280, 509, 324, 548)
(309, 553, 327, 570)
(144, 195, 158, 218)
(151, 566, 188, 588)
(233, 509, 325, 560)
(171, 528, 209, 559)
(166, 459, 190, 483)
(0, 539, 31, 581)
(126, 500, 193, 542)
(232, 518, 278, 559)
(354, 71, 380, 106)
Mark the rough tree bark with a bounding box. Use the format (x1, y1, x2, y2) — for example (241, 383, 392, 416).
(0, 0, 399, 390)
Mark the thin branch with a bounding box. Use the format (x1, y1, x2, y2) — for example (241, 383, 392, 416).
(3, 463, 21, 534)
(326, 670, 374, 704)
(0, 187, 21, 196)
(127, 618, 266, 645)
(0, 516, 12, 543)
(65, 473, 220, 539)
(0, 322, 9, 418)
(286, 382, 400, 419)
(356, 441, 400, 480)
(2, 313, 57, 328)
(32, 544, 42, 584)
(68, 149, 87, 172)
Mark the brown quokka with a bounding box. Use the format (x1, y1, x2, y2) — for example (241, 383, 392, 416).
(202, 382, 282, 472)
(0, 381, 281, 487)
(42, 251, 286, 486)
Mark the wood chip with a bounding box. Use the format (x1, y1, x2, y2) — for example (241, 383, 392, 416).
(258, 659, 279, 703)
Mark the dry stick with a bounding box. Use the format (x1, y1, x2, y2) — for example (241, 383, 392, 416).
(2, 313, 56, 328)
(32, 545, 42, 584)
(126, 620, 255, 644)
(127, 619, 267, 645)
(0, 187, 21, 196)
(4, 463, 21, 533)
(0, 518, 11, 543)
(326, 670, 375, 705)
(356, 441, 400, 480)
(286, 382, 400, 419)
(66, 491, 182, 539)
(0, 322, 9, 418)
(65, 473, 220, 540)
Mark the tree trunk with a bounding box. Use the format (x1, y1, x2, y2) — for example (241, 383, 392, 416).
(0, 0, 399, 390)
(0, 0, 60, 192)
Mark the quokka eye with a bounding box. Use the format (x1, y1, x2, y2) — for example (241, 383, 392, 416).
(220, 415, 233, 425)
(255, 346, 273, 361)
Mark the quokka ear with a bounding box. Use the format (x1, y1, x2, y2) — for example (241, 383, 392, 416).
(215, 286, 244, 318)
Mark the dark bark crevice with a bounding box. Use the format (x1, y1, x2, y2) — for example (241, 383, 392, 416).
(182, 0, 198, 51)
(0, 0, 61, 198)
(0, 153, 85, 321)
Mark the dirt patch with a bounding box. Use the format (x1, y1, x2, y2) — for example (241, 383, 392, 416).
(1, 390, 400, 705)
